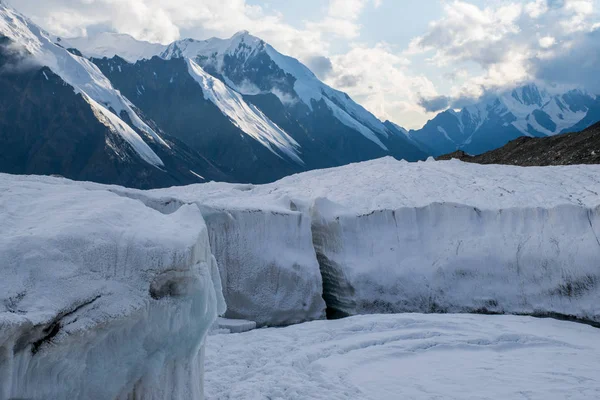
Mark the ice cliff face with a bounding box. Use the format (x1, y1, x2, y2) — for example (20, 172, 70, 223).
(152, 158, 600, 325)
(126, 185, 327, 327)
(312, 203, 600, 319)
(0, 174, 225, 400)
(201, 206, 325, 326)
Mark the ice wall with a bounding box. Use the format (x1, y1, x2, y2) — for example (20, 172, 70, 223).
(109, 187, 327, 327)
(198, 206, 325, 326)
(312, 201, 600, 322)
(157, 158, 600, 325)
(0, 175, 225, 400)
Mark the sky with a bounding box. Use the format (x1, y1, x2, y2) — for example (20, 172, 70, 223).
(6, 0, 600, 129)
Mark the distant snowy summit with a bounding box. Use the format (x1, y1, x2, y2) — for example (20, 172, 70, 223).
(410, 83, 600, 156)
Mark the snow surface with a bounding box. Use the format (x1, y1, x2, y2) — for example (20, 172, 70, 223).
(0, 4, 169, 167)
(205, 313, 600, 399)
(156, 157, 600, 212)
(186, 58, 303, 164)
(0, 173, 225, 399)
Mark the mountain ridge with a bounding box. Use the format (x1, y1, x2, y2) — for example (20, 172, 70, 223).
(0, 3, 426, 188)
(410, 83, 600, 156)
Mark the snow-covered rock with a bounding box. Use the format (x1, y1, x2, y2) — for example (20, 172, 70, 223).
(0, 174, 225, 400)
(216, 318, 257, 334)
(411, 83, 599, 156)
(205, 313, 600, 399)
(185, 58, 303, 164)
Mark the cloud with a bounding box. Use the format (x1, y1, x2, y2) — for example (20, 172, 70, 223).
(533, 27, 600, 92)
(418, 95, 450, 113)
(407, 0, 600, 102)
(6, 0, 330, 59)
(0, 38, 43, 74)
(324, 42, 440, 127)
(305, 56, 333, 79)
(334, 74, 362, 88)
(303, 0, 382, 39)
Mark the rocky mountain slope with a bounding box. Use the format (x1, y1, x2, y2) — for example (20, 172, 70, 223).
(438, 121, 600, 166)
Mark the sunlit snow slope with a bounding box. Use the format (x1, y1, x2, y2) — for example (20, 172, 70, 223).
(186, 58, 303, 163)
(0, 4, 168, 167)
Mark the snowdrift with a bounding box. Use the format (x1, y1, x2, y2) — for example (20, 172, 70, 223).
(155, 157, 600, 324)
(0, 174, 225, 400)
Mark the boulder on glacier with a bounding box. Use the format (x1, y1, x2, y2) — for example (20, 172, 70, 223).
(0, 174, 225, 400)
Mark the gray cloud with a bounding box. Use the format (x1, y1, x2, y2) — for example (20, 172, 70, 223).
(306, 55, 333, 79)
(533, 28, 600, 93)
(418, 95, 450, 112)
(0, 39, 42, 74)
(334, 74, 361, 88)
(547, 0, 566, 9)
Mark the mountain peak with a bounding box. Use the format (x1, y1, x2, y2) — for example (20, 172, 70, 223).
(232, 30, 251, 38)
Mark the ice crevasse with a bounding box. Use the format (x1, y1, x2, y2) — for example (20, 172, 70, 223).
(0, 174, 225, 400)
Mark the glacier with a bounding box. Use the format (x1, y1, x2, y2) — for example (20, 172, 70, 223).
(2, 157, 600, 397)
(147, 157, 600, 325)
(0, 174, 225, 400)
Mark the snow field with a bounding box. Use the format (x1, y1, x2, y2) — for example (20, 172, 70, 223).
(205, 313, 600, 400)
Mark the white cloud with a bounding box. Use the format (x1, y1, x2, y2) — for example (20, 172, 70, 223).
(409, 0, 600, 113)
(305, 0, 381, 38)
(7, 0, 330, 59)
(539, 36, 556, 48)
(325, 42, 439, 127)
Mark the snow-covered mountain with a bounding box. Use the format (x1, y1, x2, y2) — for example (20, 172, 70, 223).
(0, 3, 231, 188)
(158, 31, 397, 150)
(66, 32, 167, 62)
(0, 3, 426, 188)
(88, 30, 426, 181)
(410, 83, 600, 156)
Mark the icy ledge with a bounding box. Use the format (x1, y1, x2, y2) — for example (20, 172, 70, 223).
(0, 174, 225, 400)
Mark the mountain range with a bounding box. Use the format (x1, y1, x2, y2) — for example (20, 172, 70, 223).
(0, 3, 599, 189)
(0, 3, 425, 188)
(410, 84, 600, 156)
